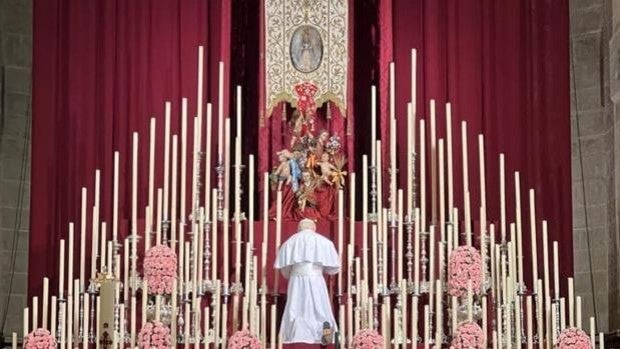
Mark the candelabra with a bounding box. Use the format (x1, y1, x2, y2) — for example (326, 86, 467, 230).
(88, 294, 96, 343)
(404, 216, 414, 293)
(377, 236, 385, 296)
(202, 220, 216, 294)
(56, 297, 66, 343)
(419, 229, 430, 293)
(177, 298, 185, 343)
(216, 160, 225, 221)
(389, 211, 399, 293)
(162, 220, 171, 246)
(368, 165, 378, 222)
(78, 293, 85, 342)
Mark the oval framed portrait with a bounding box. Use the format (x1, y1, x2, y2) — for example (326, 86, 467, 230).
(290, 25, 323, 73)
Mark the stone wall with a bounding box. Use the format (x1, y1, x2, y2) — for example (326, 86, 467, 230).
(571, 0, 620, 332)
(0, 0, 32, 339)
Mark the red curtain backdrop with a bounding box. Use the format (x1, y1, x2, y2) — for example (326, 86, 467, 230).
(381, 0, 572, 286)
(30, 0, 231, 298)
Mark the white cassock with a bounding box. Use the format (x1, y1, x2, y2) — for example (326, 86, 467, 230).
(274, 228, 340, 344)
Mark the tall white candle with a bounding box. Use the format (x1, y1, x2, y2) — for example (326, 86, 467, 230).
(499, 154, 506, 242)
(430, 100, 437, 223)
(569, 277, 575, 327)
(181, 98, 188, 223)
(112, 152, 119, 245)
(218, 61, 225, 162)
(59, 239, 65, 297)
(515, 172, 524, 287)
(529, 189, 539, 292)
(420, 119, 426, 231)
(407, 103, 414, 215)
(80, 188, 87, 291)
(371, 86, 377, 166)
(553, 241, 560, 299)
(131, 132, 139, 280)
(42, 277, 49, 329)
(576, 296, 582, 328)
(205, 103, 213, 219)
(148, 117, 156, 229)
(164, 101, 171, 219)
(68, 224, 74, 297)
(445, 103, 454, 220)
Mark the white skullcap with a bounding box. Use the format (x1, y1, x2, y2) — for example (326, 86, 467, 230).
(298, 218, 316, 232)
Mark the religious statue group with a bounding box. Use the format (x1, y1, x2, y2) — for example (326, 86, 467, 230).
(270, 109, 347, 221)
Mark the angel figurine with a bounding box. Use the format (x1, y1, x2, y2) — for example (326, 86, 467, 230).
(317, 153, 337, 185)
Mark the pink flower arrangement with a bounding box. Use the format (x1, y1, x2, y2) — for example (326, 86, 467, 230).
(351, 329, 384, 349)
(556, 328, 591, 349)
(138, 321, 172, 349)
(447, 246, 483, 297)
(144, 244, 177, 295)
(227, 330, 262, 349)
(24, 328, 56, 349)
(451, 322, 484, 349)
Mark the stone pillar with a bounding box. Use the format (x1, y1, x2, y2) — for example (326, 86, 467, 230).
(571, 0, 619, 332)
(0, 0, 32, 337)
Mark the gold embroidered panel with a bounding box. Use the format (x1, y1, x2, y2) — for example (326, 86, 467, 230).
(265, 0, 348, 115)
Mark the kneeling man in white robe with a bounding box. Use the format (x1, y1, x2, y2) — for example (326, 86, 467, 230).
(274, 219, 340, 344)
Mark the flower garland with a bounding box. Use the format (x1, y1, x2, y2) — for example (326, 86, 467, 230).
(144, 244, 177, 295)
(138, 321, 172, 349)
(24, 329, 56, 349)
(556, 328, 591, 349)
(451, 322, 485, 349)
(351, 329, 384, 349)
(227, 330, 262, 349)
(447, 246, 483, 297)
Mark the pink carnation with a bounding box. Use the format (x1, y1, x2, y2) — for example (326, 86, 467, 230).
(556, 328, 591, 349)
(144, 245, 177, 295)
(24, 329, 56, 349)
(138, 321, 172, 349)
(451, 322, 484, 349)
(228, 330, 262, 349)
(447, 246, 483, 297)
(351, 329, 384, 349)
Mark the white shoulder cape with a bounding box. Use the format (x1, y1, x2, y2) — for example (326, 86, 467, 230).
(274, 229, 340, 278)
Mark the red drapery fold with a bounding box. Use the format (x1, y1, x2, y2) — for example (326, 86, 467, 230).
(30, 0, 231, 298)
(384, 0, 572, 285)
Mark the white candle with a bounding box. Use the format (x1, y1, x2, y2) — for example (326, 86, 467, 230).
(112, 152, 119, 245)
(599, 332, 604, 349)
(420, 119, 426, 231)
(82, 295, 88, 348)
(371, 86, 377, 166)
(349, 172, 356, 248)
(576, 296, 582, 328)
(148, 117, 156, 229)
(164, 102, 171, 220)
(130, 296, 136, 348)
(390, 117, 396, 213)
(553, 241, 560, 299)
(249, 155, 255, 246)
(461, 122, 469, 207)
(181, 98, 188, 222)
(430, 100, 437, 223)
(499, 154, 506, 242)
(569, 277, 575, 327)
(590, 317, 595, 349)
(32, 297, 38, 330)
(59, 239, 65, 297)
(205, 103, 213, 219)
(445, 103, 454, 219)
(529, 189, 539, 292)
(171, 135, 178, 254)
(42, 277, 49, 329)
(362, 156, 369, 284)
(23, 307, 28, 339)
(100, 222, 106, 270)
(131, 132, 139, 280)
(407, 103, 414, 215)
(515, 172, 524, 287)
(223, 208, 230, 287)
(218, 61, 225, 162)
(80, 187, 87, 291)
(467, 280, 473, 321)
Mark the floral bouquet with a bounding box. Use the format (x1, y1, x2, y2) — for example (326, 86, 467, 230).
(138, 321, 172, 349)
(451, 322, 484, 349)
(24, 328, 56, 349)
(351, 329, 384, 349)
(144, 244, 177, 295)
(556, 328, 591, 349)
(447, 246, 483, 297)
(227, 330, 262, 349)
